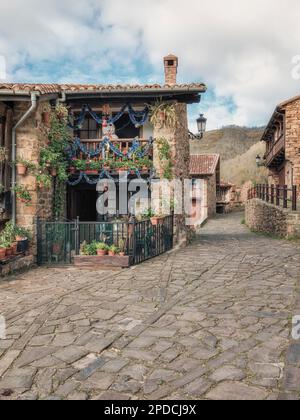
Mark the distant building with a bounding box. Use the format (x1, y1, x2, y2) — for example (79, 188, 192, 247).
(190, 154, 220, 222)
(262, 95, 300, 194)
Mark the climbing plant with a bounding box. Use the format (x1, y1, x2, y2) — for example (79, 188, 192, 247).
(39, 104, 71, 219)
(156, 137, 174, 181)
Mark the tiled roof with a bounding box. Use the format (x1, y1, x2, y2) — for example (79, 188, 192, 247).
(0, 83, 206, 95)
(190, 154, 220, 176)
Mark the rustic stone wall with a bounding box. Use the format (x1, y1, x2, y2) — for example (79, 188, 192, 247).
(207, 175, 217, 217)
(153, 102, 192, 245)
(284, 100, 300, 195)
(245, 198, 300, 238)
(14, 101, 53, 256)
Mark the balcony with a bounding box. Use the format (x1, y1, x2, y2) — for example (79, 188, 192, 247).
(264, 134, 285, 167)
(67, 138, 154, 178)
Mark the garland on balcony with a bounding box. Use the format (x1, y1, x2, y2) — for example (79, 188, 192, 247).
(66, 137, 154, 160)
(66, 168, 156, 186)
(68, 104, 149, 130)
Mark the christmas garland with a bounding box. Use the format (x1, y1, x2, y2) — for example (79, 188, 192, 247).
(66, 168, 156, 186)
(68, 104, 149, 130)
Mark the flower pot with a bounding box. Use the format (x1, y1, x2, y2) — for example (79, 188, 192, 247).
(17, 239, 29, 253)
(108, 251, 116, 257)
(0, 248, 6, 259)
(85, 170, 99, 176)
(16, 164, 27, 176)
(12, 242, 18, 255)
(119, 252, 126, 257)
(150, 216, 163, 226)
(97, 249, 108, 256)
(42, 112, 51, 126)
(6, 247, 13, 257)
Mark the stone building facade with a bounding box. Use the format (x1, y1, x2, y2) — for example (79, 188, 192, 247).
(262, 95, 300, 194)
(0, 55, 207, 262)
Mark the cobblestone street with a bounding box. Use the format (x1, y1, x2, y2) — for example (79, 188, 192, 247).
(0, 212, 300, 400)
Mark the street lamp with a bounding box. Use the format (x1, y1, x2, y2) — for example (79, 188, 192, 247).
(256, 155, 266, 167)
(196, 114, 207, 139)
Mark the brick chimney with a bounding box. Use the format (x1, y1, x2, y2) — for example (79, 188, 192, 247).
(164, 54, 178, 85)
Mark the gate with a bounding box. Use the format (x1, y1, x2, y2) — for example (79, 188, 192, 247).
(37, 216, 174, 266)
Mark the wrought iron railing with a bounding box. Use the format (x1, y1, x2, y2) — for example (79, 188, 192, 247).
(248, 184, 297, 211)
(36, 215, 174, 266)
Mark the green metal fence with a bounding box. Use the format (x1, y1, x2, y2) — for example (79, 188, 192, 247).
(37, 216, 174, 266)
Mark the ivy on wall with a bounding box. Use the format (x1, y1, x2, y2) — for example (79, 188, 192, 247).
(156, 138, 174, 181)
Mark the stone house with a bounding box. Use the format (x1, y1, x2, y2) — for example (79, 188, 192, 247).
(262, 95, 300, 194)
(0, 55, 206, 268)
(190, 154, 220, 223)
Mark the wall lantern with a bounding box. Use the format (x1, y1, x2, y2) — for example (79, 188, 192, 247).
(256, 155, 266, 167)
(196, 114, 207, 139)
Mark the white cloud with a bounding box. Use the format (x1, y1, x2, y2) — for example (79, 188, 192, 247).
(1, 0, 300, 129)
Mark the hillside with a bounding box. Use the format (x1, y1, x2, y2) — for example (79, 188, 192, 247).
(190, 125, 268, 186)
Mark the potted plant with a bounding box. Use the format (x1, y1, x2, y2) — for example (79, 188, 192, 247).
(12, 185, 32, 206)
(86, 160, 101, 175)
(74, 159, 87, 172)
(0, 237, 8, 260)
(118, 239, 127, 257)
(96, 243, 109, 256)
(15, 158, 33, 176)
(5, 242, 13, 257)
(108, 245, 119, 257)
(14, 226, 31, 253)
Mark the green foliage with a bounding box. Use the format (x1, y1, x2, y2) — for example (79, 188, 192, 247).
(81, 241, 98, 256)
(96, 242, 109, 251)
(36, 173, 52, 189)
(15, 157, 36, 172)
(156, 138, 173, 180)
(12, 185, 32, 205)
(109, 245, 119, 254)
(0, 221, 31, 246)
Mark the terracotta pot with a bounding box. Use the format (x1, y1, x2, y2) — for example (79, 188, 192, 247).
(0, 248, 6, 259)
(150, 217, 160, 226)
(108, 251, 116, 257)
(85, 170, 99, 176)
(119, 252, 126, 257)
(97, 249, 107, 256)
(12, 242, 18, 255)
(42, 112, 51, 126)
(16, 164, 27, 176)
(6, 247, 13, 257)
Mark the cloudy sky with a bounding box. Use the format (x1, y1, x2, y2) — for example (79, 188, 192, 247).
(0, 0, 300, 131)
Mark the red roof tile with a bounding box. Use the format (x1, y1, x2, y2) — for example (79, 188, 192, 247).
(0, 83, 206, 95)
(190, 154, 220, 176)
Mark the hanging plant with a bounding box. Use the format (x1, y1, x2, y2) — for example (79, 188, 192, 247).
(149, 101, 177, 129)
(14, 157, 36, 176)
(12, 185, 32, 206)
(156, 138, 174, 180)
(41, 103, 52, 127)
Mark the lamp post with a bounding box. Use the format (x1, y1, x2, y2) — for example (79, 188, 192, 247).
(256, 155, 266, 167)
(196, 114, 207, 139)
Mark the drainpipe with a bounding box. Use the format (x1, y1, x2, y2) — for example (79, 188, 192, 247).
(11, 92, 38, 225)
(56, 92, 66, 106)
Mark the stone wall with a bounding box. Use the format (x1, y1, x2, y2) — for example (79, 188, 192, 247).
(285, 100, 300, 195)
(245, 198, 300, 238)
(153, 102, 192, 245)
(14, 101, 53, 256)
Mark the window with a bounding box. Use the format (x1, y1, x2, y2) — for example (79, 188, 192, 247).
(75, 117, 99, 140)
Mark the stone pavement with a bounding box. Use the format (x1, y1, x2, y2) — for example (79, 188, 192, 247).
(0, 212, 300, 400)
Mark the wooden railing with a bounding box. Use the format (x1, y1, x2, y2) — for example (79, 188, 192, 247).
(265, 134, 285, 166)
(248, 184, 297, 211)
